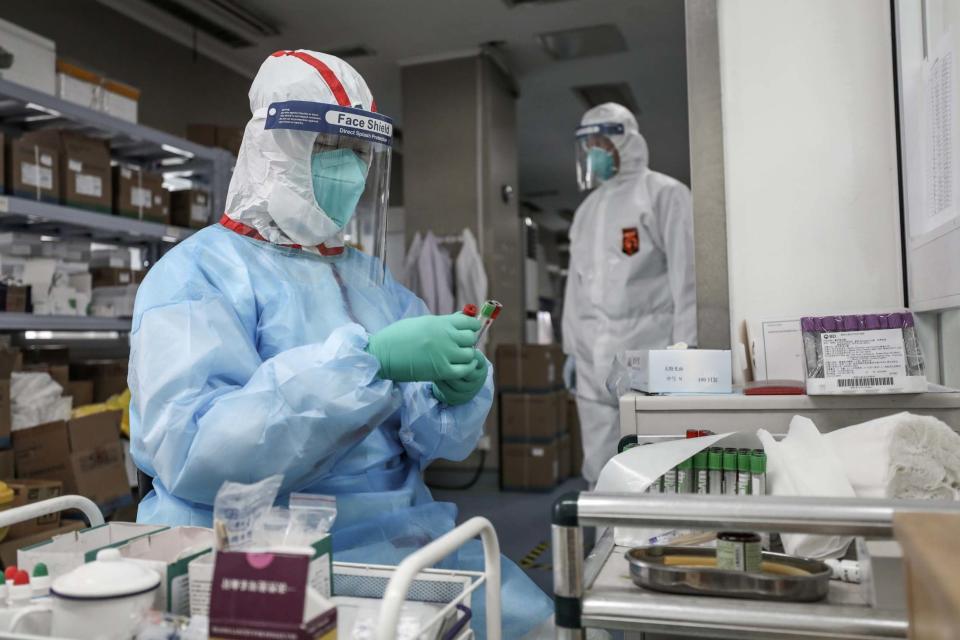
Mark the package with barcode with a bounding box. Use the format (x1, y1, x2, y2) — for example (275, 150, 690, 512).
(800, 312, 926, 395)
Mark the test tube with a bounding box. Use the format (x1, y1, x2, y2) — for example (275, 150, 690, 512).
(708, 447, 723, 495)
(722, 448, 738, 496)
(475, 300, 502, 345)
(645, 476, 662, 493)
(737, 448, 752, 495)
(751, 449, 767, 496)
(694, 450, 709, 495)
(676, 457, 694, 494)
(662, 466, 678, 494)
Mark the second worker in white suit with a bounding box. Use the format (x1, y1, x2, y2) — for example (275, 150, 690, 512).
(563, 102, 697, 484)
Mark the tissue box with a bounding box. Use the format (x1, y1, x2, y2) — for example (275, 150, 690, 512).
(119, 527, 215, 614)
(628, 349, 732, 394)
(18, 521, 166, 578)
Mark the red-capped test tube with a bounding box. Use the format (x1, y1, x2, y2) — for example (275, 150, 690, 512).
(461, 301, 502, 346)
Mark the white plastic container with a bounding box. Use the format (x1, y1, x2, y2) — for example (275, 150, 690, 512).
(0, 18, 56, 94)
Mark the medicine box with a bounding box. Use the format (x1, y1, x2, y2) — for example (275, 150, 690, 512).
(119, 526, 215, 615)
(18, 521, 167, 578)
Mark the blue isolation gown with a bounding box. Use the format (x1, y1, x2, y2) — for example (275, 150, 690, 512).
(128, 224, 552, 637)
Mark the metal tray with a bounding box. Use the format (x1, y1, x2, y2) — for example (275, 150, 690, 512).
(626, 546, 831, 602)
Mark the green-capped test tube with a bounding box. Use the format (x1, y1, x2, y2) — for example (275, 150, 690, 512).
(676, 457, 694, 494)
(475, 300, 502, 345)
(722, 448, 738, 495)
(662, 466, 678, 493)
(694, 450, 709, 494)
(751, 449, 767, 496)
(645, 476, 662, 493)
(737, 448, 752, 495)
(708, 447, 723, 495)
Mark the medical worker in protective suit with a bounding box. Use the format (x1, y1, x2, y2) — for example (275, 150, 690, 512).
(563, 102, 697, 485)
(129, 50, 552, 637)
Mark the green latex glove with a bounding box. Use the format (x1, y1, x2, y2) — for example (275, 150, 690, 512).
(367, 313, 481, 382)
(432, 353, 489, 406)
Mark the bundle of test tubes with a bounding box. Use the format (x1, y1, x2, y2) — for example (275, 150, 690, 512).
(645, 430, 767, 496)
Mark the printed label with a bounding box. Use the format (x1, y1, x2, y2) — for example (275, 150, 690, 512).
(154, 194, 161, 205)
(68, 159, 83, 172)
(264, 100, 394, 146)
(21, 162, 53, 189)
(131, 187, 152, 208)
(171, 573, 190, 615)
(532, 447, 544, 458)
(76, 174, 102, 197)
(121, 167, 132, 179)
(40, 154, 53, 167)
(821, 328, 905, 386)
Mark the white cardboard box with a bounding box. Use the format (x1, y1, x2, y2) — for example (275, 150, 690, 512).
(119, 526, 215, 615)
(18, 522, 167, 579)
(626, 349, 733, 394)
(0, 18, 56, 94)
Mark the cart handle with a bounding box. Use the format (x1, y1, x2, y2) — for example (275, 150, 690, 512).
(0, 495, 105, 530)
(376, 516, 501, 640)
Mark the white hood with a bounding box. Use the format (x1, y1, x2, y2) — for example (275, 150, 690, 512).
(580, 102, 649, 176)
(223, 50, 376, 250)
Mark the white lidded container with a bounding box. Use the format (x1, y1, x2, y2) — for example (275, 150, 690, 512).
(0, 17, 56, 94)
(50, 548, 160, 640)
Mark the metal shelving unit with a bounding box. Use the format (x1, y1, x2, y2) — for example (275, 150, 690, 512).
(0, 195, 192, 245)
(0, 313, 130, 332)
(551, 492, 960, 639)
(0, 76, 235, 334)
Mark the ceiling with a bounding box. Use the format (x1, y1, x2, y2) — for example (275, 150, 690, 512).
(100, 0, 689, 227)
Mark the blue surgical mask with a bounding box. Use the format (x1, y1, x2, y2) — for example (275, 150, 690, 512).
(587, 147, 616, 181)
(311, 148, 369, 227)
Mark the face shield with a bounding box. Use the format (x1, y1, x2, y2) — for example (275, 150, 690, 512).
(575, 122, 624, 191)
(264, 100, 393, 283)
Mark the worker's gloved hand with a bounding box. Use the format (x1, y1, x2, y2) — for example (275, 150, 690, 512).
(367, 313, 481, 382)
(432, 352, 489, 406)
(563, 355, 576, 391)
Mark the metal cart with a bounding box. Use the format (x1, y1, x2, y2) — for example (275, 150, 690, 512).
(0, 496, 502, 640)
(551, 491, 960, 639)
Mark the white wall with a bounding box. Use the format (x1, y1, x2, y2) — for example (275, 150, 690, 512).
(718, 0, 905, 380)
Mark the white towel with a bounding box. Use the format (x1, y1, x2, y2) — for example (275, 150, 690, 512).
(826, 412, 960, 501)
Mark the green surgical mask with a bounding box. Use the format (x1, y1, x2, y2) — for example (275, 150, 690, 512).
(587, 147, 616, 181)
(311, 148, 369, 227)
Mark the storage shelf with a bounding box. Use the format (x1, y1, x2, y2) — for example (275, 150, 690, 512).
(0, 77, 222, 164)
(0, 195, 193, 244)
(0, 313, 130, 331)
(0, 76, 234, 220)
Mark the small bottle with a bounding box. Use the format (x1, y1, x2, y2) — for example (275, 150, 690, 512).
(31, 563, 50, 597)
(662, 466, 678, 494)
(736, 448, 752, 495)
(8, 571, 30, 606)
(708, 447, 723, 495)
(693, 450, 709, 495)
(722, 448, 738, 495)
(676, 457, 694, 494)
(751, 449, 767, 496)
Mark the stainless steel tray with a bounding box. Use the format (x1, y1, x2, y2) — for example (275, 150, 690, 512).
(626, 546, 831, 602)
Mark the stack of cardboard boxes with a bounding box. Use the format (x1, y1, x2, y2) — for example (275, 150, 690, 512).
(0, 347, 133, 564)
(4, 128, 211, 229)
(497, 344, 582, 490)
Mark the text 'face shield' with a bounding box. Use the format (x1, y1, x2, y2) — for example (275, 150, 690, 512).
(575, 122, 624, 192)
(266, 101, 393, 284)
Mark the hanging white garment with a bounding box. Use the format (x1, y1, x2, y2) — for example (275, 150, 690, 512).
(401, 231, 423, 292)
(455, 228, 489, 347)
(417, 231, 455, 315)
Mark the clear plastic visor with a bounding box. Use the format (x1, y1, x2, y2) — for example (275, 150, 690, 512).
(574, 122, 624, 192)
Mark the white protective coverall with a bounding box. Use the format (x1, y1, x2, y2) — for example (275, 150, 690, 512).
(563, 102, 697, 483)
